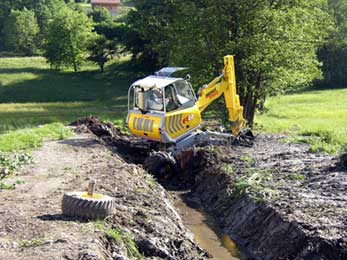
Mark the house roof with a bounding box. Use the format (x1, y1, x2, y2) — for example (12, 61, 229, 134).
(91, 0, 120, 5)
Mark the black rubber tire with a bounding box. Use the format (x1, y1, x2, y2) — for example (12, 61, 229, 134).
(143, 151, 176, 178)
(62, 192, 114, 220)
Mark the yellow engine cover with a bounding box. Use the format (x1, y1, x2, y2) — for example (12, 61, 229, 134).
(164, 105, 201, 140)
(127, 105, 202, 143)
(127, 112, 162, 141)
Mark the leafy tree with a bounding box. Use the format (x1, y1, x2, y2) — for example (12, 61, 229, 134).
(124, 0, 175, 71)
(0, 0, 66, 51)
(318, 0, 347, 87)
(125, 0, 331, 125)
(44, 7, 94, 71)
(89, 7, 113, 24)
(88, 35, 117, 71)
(2, 8, 39, 55)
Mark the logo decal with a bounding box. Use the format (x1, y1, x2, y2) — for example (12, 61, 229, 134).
(183, 114, 194, 124)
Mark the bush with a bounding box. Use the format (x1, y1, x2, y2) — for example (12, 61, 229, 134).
(2, 8, 39, 55)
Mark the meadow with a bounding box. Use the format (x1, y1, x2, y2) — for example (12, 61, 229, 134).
(256, 88, 347, 154)
(0, 56, 131, 151)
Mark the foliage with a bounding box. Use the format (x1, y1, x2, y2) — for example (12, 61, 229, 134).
(234, 169, 278, 201)
(0, 123, 72, 152)
(89, 7, 113, 24)
(35, 0, 67, 47)
(317, 0, 347, 87)
(44, 7, 94, 71)
(123, 0, 175, 71)
(19, 238, 46, 248)
(88, 35, 117, 72)
(125, 0, 331, 125)
(2, 8, 39, 55)
(0, 0, 67, 50)
(0, 152, 33, 179)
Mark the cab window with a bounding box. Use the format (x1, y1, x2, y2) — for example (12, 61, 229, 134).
(174, 80, 196, 107)
(165, 85, 180, 112)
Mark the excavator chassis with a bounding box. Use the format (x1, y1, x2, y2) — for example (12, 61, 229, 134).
(143, 129, 254, 178)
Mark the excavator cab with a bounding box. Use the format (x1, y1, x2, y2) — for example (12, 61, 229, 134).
(126, 75, 202, 143)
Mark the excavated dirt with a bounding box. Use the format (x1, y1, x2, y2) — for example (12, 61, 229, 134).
(81, 117, 347, 260)
(0, 132, 206, 260)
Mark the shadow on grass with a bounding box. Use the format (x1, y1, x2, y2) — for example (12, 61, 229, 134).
(0, 68, 131, 103)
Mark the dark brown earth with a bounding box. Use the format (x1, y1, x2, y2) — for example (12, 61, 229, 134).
(82, 117, 347, 260)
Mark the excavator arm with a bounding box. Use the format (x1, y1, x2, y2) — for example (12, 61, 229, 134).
(196, 55, 244, 136)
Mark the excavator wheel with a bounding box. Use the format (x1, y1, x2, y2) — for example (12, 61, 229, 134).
(143, 151, 176, 179)
(62, 192, 114, 220)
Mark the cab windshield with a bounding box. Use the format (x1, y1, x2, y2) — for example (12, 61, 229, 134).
(173, 80, 196, 106)
(131, 86, 164, 112)
(129, 80, 196, 113)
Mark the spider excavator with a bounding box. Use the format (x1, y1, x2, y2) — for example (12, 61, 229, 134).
(126, 55, 253, 175)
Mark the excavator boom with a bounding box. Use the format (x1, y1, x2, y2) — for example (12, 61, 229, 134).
(196, 55, 244, 136)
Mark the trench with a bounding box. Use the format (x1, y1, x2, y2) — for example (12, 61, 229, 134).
(174, 192, 245, 260)
(76, 117, 250, 259)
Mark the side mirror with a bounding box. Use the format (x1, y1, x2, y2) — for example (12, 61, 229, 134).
(138, 90, 147, 112)
(185, 74, 191, 81)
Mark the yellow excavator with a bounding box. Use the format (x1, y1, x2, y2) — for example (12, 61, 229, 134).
(126, 55, 252, 175)
(127, 55, 244, 141)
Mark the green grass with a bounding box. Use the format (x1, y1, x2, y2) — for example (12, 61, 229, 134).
(0, 123, 72, 152)
(0, 57, 130, 131)
(0, 56, 132, 152)
(256, 88, 347, 154)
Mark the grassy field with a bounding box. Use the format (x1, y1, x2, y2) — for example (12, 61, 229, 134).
(0, 56, 131, 152)
(256, 88, 347, 154)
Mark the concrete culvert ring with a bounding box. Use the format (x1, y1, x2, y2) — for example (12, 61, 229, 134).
(62, 192, 114, 220)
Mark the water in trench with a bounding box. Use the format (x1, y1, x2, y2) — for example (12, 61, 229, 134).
(174, 193, 246, 260)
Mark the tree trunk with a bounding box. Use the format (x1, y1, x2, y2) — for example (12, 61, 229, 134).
(243, 73, 261, 126)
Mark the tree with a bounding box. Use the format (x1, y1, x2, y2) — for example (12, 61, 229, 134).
(0, 0, 66, 51)
(2, 8, 39, 55)
(318, 0, 347, 87)
(44, 7, 94, 72)
(125, 0, 331, 125)
(89, 7, 113, 24)
(88, 35, 117, 71)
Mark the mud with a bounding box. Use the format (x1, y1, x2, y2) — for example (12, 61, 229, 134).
(82, 117, 347, 260)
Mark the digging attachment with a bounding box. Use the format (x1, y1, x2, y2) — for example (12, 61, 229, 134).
(143, 151, 176, 178)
